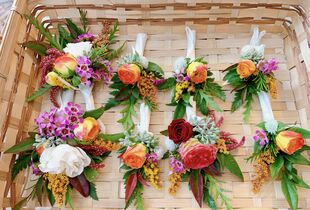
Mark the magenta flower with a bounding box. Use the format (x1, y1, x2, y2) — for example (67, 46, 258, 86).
(74, 33, 96, 42)
(257, 58, 278, 74)
(146, 153, 159, 163)
(253, 130, 269, 146)
(170, 157, 185, 173)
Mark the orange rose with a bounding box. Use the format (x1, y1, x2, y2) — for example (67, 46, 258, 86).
(54, 54, 78, 76)
(118, 64, 141, 85)
(236, 60, 256, 79)
(186, 62, 207, 84)
(120, 143, 147, 169)
(276, 131, 304, 155)
(74, 117, 100, 141)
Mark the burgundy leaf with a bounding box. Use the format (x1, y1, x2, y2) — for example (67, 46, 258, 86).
(204, 164, 222, 176)
(138, 173, 150, 187)
(69, 173, 90, 197)
(189, 170, 204, 208)
(220, 131, 245, 151)
(125, 173, 138, 202)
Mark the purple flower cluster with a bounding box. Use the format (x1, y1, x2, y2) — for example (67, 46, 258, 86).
(146, 153, 159, 163)
(253, 130, 269, 146)
(35, 102, 84, 140)
(174, 73, 189, 82)
(94, 59, 113, 85)
(74, 33, 96, 42)
(257, 58, 278, 75)
(169, 156, 185, 173)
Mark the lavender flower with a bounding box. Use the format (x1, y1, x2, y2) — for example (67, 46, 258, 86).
(147, 153, 159, 163)
(30, 161, 41, 176)
(76, 56, 94, 86)
(253, 130, 269, 146)
(169, 157, 185, 173)
(257, 58, 278, 74)
(74, 33, 96, 42)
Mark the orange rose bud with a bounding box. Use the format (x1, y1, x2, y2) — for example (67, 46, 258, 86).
(276, 131, 304, 155)
(236, 60, 256, 79)
(186, 62, 208, 84)
(118, 63, 141, 85)
(74, 117, 100, 141)
(54, 54, 78, 76)
(36, 145, 44, 156)
(120, 143, 147, 169)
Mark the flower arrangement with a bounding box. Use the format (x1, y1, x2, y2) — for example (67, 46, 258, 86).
(162, 112, 244, 209)
(117, 130, 163, 209)
(5, 103, 121, 209)
(248, 120, 310, 210)
(223, 31, 278, 122)
(158, 57, 226, 119)
(105, 51, 165, 129)
(25, 10, 123, 107)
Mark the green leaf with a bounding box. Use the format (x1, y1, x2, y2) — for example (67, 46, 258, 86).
(223, 68, 243, 87)
(205, 79, 226, 101)
(46, 186, 55, 206)
(217, 153, 244, 181)
(291, 173, 310, 189)
(147, 61, 164, 77)
(65, 187, 75, 210)
(289, 127, 310, 138)
(198, 90, 222, 112)
(160, 130, 168, 136)
(104, 98, 121, 111)
(65, 18, 83, 38)
(35, 176, 44, 205)
(173, 102, 186, 119)
(89, 182, 99, 200)
(5, 137, 35, 153)
(82, 106, 105, 119)
(84, 167, 98, 182)
(204, 188, 217, 210)
(12, 153, 32, 180)
(243, 92, 253, 122)
(79, 9, 89, 33)
(158, 77, 176, 90)
(22, 41, 49, 55)
(107, 41, 126, 61)
(72, 76, 81, 87)
(27, 84, 52, 102)
(270, 155, 284, 179)
(97, 132, 125, 142)
(285, 153, 310, 166)
(281, 176, 298, 210)
(231, 90, 243, 112)
(13, 197, 28, 210)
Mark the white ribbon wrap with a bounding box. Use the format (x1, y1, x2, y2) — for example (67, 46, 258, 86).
(184, 27, 197, 121)
(58, 89, 75, 110)
(258, 91, 275, 121)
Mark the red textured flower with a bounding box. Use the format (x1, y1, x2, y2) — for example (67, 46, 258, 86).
(168, 119, 193, 144)
(178, 138, 217, 169)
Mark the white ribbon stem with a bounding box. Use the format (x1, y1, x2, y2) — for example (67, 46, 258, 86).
(186, 96, 196, 121)
(59, 89, 75, 110)
(258, 91, 275, 122)
(133, 33, 147, 56)
(185, 27, 196, 60)
(250, 26, 266, 46)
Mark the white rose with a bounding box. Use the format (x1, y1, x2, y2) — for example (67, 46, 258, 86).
(63, 41, 92, 58)
(165, 138, 176, 151)
(174, 57, 187, 74)
(38, 144, 91, 178)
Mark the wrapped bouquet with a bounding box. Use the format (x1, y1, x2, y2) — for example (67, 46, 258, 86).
(223, 27, 278, 122)
(5, 103, 121, 209)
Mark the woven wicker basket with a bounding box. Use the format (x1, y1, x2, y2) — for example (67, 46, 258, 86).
(1, 0, 310, 209)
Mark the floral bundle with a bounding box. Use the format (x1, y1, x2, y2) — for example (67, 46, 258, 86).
(117, 131, 163, 209)
(248, 120, 310, 210)
(162, 112, 244, 209)
(26, 10, 123, 107)
(223, 29, 278, 121)
(5, 103, 121, 209)
(105, 51, 165, 129)
(159, 57, 226, 119)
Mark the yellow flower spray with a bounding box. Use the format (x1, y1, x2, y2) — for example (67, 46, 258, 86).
(44, 173, 69, 207)
(143, 160, 162, 189)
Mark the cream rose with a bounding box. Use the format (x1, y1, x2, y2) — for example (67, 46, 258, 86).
(38, 144, 91, 177)
(63, 41, 93, 58)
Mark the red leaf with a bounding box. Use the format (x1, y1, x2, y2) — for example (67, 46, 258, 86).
(138, 173, 150, 187)
(189, 170, 204, 207)
(125, 173, 138, 202)
(69, 173, 90, 197)
(204, 164, 222, 176)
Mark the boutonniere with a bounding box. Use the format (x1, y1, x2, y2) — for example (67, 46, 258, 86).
(162, 112, 244, 209)
(248, 120, 310, 210)
(158, 27, 225, 119)
(223, 27, 278, 121)
(5, 103, 121, 209)
(105, 33, 164, 129)
(25, 9, 123, 107)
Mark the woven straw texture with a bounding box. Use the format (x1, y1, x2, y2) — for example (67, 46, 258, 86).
(1, 0, 310, 209)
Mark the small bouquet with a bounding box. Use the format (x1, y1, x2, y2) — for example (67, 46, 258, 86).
(5, 103, 121, 209)
(117, 131, 163, 210)
(159, 27, 225, 119)
(26, 9, 123, 108)
(162, 112, 244, 209)
(105, 33, 164, 129)
(248, 120, 310, 210)
(223, 27, 278, 121)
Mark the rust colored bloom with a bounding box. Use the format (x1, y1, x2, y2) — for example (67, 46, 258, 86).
(276, 131, 304, 155)
(186, 62, 207, 84)
(74, 117, 100, 141)
(120, 143, 147, 169)
(118, 63, 141, 85)
(54, 54, 77, 76)
(237, 60, 256, 79)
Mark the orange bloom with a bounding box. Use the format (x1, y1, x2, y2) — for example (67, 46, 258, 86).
(74, 117, 100, 141)
(120, 143, 147, 169)
(276, 131, 304, 155)
(236, 60, 256, 79)
(54, 54, 77, 76)
(186, 62, 207, 84)
(118, 64, 141, 85)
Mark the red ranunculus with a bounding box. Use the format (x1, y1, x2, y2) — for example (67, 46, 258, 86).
(168, 119, 193, 144)
(178, 138, 217, 169)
